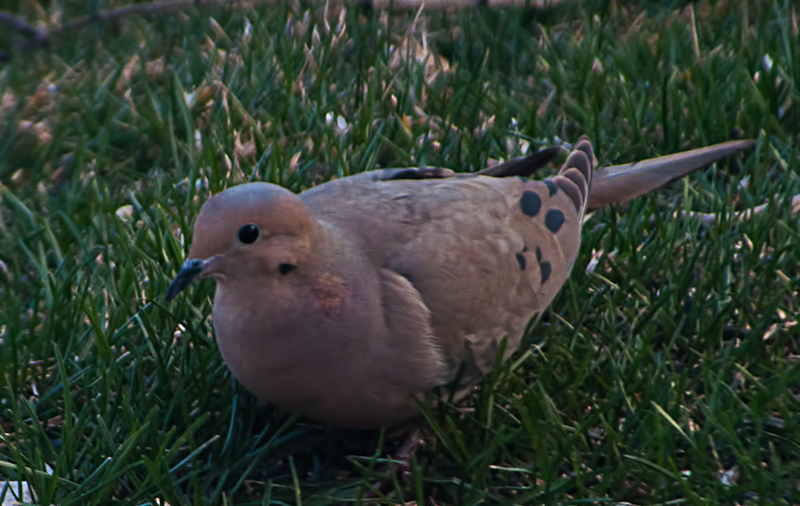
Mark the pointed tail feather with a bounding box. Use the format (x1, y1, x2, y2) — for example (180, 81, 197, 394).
(587, 140, 756, 211)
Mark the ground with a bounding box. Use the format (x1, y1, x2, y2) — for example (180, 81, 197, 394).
(0, 0, 798, 504)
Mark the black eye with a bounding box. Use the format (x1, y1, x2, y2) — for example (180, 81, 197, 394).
(278, 263, 296, 275)
(237, 224, 260, 244)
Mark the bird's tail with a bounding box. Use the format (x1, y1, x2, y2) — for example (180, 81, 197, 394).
(585, 139, 800, 222)
(587, 140, 755, 211)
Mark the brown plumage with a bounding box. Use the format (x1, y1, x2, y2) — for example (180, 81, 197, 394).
(167, 136, 756, 428)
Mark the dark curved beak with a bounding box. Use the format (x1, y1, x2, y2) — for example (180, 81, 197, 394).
(166, 259, 205, 302)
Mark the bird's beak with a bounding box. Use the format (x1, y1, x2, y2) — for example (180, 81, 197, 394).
(166, 259, 205, 302)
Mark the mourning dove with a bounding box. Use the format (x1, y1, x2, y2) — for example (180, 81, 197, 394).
(167, 136, 756, 428)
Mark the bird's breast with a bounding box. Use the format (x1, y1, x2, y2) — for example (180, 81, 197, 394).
(308, 271, 349, 317)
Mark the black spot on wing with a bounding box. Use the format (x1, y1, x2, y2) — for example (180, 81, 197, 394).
(554, 176, 583, 213)
(545, 209, 565, 233)
(539, 261, 552, 283)
(562, 167, 588, 201)
(553, 141, 595, 213)
(563, 151, 591, 190)
(520, 191, 542, 217)
(380, 167, 455, 180)
(398, 271, 413, 284)
(574, 137, 595, 186)
(535, 246, 542, 262)
(544, 179, 558, 196)
(516, 253, 526, 271)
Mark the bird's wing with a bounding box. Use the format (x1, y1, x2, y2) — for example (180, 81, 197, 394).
(300, 139, 596, 389)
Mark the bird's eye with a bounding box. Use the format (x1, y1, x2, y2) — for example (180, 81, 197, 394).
(237, 224, 260, 244)
(278, 263, 296, 275)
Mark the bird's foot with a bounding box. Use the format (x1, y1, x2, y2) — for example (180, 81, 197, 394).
(361, 427, 422, 501)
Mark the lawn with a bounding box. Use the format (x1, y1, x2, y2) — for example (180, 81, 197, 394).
(0, 0, 798, 504)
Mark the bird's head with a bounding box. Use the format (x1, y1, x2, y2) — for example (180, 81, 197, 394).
(166, 182, 318, 302)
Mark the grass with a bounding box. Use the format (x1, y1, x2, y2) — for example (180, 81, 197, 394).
(0, 0, 798, 504)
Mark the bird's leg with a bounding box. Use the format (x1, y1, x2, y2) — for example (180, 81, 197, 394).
(388, 426, 422, 477)
(362, 426, 422, 500)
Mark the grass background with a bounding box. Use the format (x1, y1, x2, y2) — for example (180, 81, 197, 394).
(0, 0, 799, 504)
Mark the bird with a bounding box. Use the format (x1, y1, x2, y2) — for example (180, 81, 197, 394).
(166, 136, 757, 429)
